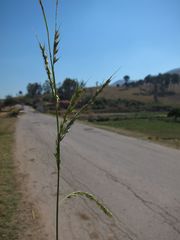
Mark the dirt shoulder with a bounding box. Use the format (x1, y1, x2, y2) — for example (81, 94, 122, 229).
(0, 115, 47, 240)
(14, 112, 48, 240)
(15, 166, 49, 240)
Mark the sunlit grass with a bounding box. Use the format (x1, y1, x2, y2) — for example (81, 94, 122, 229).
(94, 117, 180, 148)
(0, 117, 20, 240)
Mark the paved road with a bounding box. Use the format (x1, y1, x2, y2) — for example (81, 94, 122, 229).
(15, 106, 180, 240)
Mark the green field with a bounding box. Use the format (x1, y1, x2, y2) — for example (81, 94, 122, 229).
(92, 117, 180, 148)
(0, 117, 20, 240)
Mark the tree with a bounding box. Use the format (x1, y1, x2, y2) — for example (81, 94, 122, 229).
(18, 90, 23, 96)
(58, 78, 78, 100)
(42, 80, 51, 94)
(4, 95, 16, 106)
(167, 108, 180, 121)
(153, 77, 159, 102)
(171, 74, 180, 86)
(123, 75, 130, 87)
(27, 82, 42, 97)
(144, 74, 171, 102)
(144, 75, 158, 102)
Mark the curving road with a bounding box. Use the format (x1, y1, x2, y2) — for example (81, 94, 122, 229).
(15, 106, 180, 240)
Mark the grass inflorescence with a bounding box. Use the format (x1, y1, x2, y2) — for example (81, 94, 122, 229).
(38, 1, 113, 240)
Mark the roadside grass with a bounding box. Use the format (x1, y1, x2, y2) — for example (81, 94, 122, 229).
(90, 115, 180, 149)
(0, 117, 20, 240)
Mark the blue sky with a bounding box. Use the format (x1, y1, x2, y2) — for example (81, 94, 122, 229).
(0, 0, 180, 98)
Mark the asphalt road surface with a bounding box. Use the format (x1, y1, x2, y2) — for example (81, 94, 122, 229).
(15, 106, 180, 240)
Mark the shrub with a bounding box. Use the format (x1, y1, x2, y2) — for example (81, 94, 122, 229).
(167, 108, 180, 121)
(3, 95, 17, 107)
(7, 108, 20, 117)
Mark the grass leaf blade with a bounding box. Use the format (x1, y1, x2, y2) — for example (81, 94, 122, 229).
(61, 191, 113, 218)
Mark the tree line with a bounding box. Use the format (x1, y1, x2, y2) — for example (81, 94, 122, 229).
(143, 73, 180, 102)
(123, 73, 180, 102)
(26, 78, 81, 100)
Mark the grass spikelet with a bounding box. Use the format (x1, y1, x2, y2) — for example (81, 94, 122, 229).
(60, 84, 85, 132)
(53, 30, 60, 64)
(39, 43, 51, 79)
(59, 77, 112, 141)
(39, 43, 55, 96)
(61, 191, 113, 218)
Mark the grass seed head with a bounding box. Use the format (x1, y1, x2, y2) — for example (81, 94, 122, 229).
(53, 30, 60, 64)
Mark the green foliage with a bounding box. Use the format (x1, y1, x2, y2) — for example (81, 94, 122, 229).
(143, 73, 180, 102)
(167, 108, 180, 120)
(93, 97, 108, 109)
(18, 90, 23, 96)
(0, 100, 3, 111)
(18, 95, 33, 106)
(3, 95, 17, 107)
(27, 82, 42, 97)
(42, 93, 54, 102)
(128, 79, 144, 87)
(123, 75, 130, 87)
(92, 97, 145, 112)
(95, 118, 180, 137)
(92, 114, 180, 148)
(42, 80, 51, 94)
(58, 78, 79, 100)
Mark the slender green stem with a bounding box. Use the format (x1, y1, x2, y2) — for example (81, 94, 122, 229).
(56, 165, 60, 240)
(55, 100, 61, 240)
(55, 100, 61, 172)
(39, 2, 61, 240)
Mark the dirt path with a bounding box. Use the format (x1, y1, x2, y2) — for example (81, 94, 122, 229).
(15, 106, 180, 240)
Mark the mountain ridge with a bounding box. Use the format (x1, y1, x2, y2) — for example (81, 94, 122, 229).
(111, 67, 180, 86)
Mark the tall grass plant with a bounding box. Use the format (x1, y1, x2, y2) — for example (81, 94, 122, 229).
(38, 1, 113, 239)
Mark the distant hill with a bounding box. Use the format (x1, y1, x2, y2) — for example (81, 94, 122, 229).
(111, 80, 124, 87)
(167, 68, 180, 76)
(111, 68, 180, 87)
(111, 79, 124, 87)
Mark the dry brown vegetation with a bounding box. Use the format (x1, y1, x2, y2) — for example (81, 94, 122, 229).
(86, 85, 180, 106)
